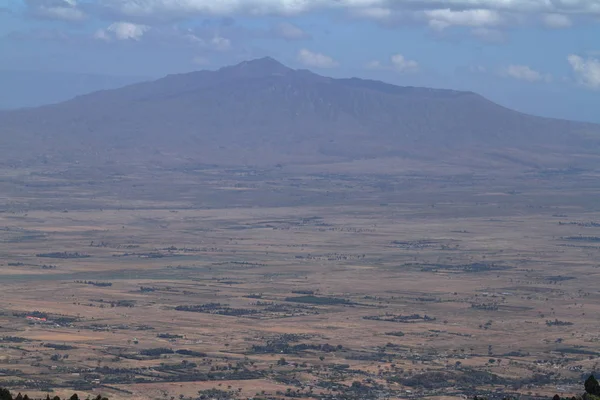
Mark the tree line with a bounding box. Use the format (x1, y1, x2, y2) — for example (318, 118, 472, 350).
(2, 374, 600, 400)
(0, 391, 107, 400)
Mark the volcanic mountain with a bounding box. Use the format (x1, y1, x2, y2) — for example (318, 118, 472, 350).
(1, 57, 599, 169)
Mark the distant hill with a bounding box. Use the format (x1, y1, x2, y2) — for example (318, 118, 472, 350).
(1, 57, 599, 169)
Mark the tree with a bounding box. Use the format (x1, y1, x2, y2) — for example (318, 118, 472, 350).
(0, 388, 12, 400)
(585, 374, 600, 396)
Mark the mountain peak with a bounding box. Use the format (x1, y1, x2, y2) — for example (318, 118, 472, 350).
(219, 57, 293, 78)
(1, 57, 598, 170)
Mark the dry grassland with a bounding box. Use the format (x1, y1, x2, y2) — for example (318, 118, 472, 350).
(1, 163, 599, 400)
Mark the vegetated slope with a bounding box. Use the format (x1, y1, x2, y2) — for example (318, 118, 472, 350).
(1, 57, 599, 168)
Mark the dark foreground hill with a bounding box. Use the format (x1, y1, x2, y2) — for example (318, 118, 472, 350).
(1, 57, 599, 169)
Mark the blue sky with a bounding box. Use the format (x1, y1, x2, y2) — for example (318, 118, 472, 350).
(1, 0, 599, 122)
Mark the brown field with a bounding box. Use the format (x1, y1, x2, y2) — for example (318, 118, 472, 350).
(1, 161, 600, 400)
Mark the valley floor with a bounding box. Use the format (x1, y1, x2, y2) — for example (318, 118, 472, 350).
(1, 161, 599, 400)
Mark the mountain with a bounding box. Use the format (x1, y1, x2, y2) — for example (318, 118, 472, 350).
(1, 57, 599, 169)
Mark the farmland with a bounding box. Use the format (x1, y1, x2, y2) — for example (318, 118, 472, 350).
(1, 162, 600, 400)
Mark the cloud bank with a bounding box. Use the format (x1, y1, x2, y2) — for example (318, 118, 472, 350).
(23, 0, 600, 30)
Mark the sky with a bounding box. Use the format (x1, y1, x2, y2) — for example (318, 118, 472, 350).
(0, 0, 599, 122)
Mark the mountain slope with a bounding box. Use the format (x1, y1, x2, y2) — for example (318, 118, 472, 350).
(1, 57, 599, 168)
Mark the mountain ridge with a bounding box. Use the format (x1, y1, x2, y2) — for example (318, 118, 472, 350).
(1, 57, 599, 169)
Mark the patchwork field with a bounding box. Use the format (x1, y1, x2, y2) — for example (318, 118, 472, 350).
(1, 162, 600, 400)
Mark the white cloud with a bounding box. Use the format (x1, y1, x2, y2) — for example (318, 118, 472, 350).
(503, 64, 551, 82)
(568, 54, 600, 89)
(99, 0, 362, 18)
(297, 49, 339, 69)
(365, 60, 383, 70)
(210, 35, 231, 51)
(351, 7, 393, 20)
(272, 22, 310, 40)
(366, 54, 419, 73)
(424, 8, 503, 30)
(542, 13, 572, 28)
(95, 22, 149, 41)
(390, 54, 419, 73)
(94, 21, 230, 49)
(95, 0, 600, 29)
(26, 0, 86, 21)
(99, 0, 600, 17)
(36, 6, 86, 21)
